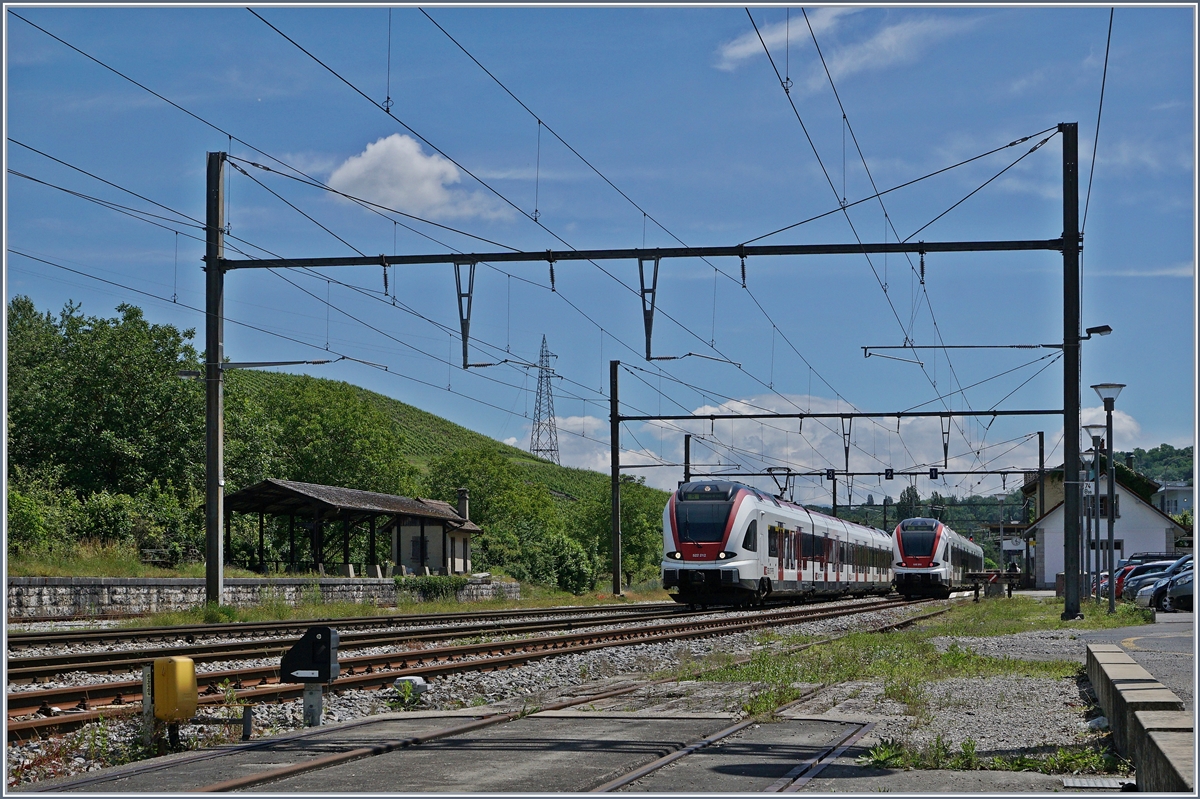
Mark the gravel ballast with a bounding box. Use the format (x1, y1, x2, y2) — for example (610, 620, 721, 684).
(3, 600, 1115, 788)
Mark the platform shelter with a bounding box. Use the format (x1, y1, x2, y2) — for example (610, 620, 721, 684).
(223, 479, 479, 576)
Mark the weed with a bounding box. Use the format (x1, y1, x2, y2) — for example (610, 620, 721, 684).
(855, 737, 1127, 775)
(857, 738, 909, 769)
(387, 680, 423, 711)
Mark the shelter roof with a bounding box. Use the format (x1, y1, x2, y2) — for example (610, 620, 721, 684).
(224, 479, 481, 532)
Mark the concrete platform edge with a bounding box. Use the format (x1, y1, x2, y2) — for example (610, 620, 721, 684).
(1086, 643, 1193, 792)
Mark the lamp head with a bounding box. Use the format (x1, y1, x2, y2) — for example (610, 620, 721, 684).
(1082, 423, 1106, 443)
(1084, 324, 1113, 338)
(1091, 383, 1125, 402)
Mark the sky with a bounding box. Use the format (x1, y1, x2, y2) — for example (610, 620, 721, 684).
(4, 5, 1196, 505)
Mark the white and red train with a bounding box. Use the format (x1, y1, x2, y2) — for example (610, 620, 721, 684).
(891, 517, 984, 598)
(661, 480, 894, 607)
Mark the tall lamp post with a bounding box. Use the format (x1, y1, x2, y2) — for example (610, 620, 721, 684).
(1083, 423, 1106, 602)
(1092, 383, 1125, 614)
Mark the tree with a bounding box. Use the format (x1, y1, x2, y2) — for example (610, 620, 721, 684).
(895, 485, 922, 521)
(569, 475, 666, 589)
(424, 446, 592, 592)
(7, 296, 204, 500)
(251, 374, 418, 496)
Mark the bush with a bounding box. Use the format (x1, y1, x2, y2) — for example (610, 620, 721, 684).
(396, 575, 469, 601)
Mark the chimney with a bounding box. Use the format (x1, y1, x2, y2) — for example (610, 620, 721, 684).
(1125, 453, 1134, 471)
(456, 487, 469, 521)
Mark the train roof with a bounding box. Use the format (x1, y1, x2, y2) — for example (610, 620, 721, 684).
(677, 480, 889, 538)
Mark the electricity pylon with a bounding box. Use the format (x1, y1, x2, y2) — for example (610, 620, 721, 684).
(530, 335, 560, 465)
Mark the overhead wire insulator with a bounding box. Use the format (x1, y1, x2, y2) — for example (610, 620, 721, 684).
(740, 255, 746, 289)
(549, 262, 556, 292)
(379, 255, 389, 297)
(919, 250, 926, 285)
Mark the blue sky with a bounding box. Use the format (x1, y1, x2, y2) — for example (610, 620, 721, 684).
(4, 5, 1195, 503)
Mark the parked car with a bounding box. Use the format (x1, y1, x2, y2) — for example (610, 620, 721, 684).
(1134, 555, 1192, 601)
(1117, 561, 1175, 600)
(1102, 564, 1136, 598)
(1139, 561, 1194, 610)
(1122, 561, 1178, 600)
(1162, 569, 1193, 612)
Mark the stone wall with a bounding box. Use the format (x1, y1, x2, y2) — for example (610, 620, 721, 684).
(5, 576, 520, 619)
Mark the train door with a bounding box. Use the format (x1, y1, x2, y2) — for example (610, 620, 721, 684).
(767, 522, 779, 580)
(777, 523, 787, 578)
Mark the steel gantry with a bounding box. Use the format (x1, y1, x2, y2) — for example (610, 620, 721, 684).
(201, 123, 1083, 609)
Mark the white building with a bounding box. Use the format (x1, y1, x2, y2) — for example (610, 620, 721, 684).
(1027, 473, 1191, 589)
(1154, 481, 1194, 517)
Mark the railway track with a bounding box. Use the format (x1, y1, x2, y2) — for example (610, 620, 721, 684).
(7, 596, 936, 741)
(23, 603, 953, 793)
(6, 606, 703, 682)
(6, 601, 681, 651)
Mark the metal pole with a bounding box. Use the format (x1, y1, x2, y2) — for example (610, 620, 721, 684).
(831, 476, 837, 518)
(1038, 431, 1045, 519)
(1092, 436, 1102, 602)
(1060, 122, 1082, 620)
(1106, 400, 1117, 613)
(204, 151, 226, 606)
(683, 434, 691, 485)
(610, 360, 622, 595)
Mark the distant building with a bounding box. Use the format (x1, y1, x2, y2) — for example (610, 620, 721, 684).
(1153, 481, 1194, 517)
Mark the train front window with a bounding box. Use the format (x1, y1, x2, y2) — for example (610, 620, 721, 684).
(675, 501, 733, 543)
(899, 530, 936, 557)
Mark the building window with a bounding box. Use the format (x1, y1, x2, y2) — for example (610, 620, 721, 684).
(1098, 495, 1120, 519)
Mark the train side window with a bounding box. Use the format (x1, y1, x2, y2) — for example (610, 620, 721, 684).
(742, 520, 758, 552)
(768, 526, 779, 557)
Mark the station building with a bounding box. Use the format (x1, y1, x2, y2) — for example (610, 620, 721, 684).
(1024, 473, 1191, 589)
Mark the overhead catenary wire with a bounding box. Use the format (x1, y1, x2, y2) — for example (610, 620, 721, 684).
(14, 9, 1056, 489)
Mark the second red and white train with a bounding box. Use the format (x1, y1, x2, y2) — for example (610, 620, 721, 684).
(660, 480, 984, 605)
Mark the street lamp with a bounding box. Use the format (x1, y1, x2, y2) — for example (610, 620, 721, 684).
(1092, 383, 1125, 613)
(1083, 423, 1106, 602)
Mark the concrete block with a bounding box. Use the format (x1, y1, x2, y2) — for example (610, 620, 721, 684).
(1136, 731, 1195, 793)
(1130, 710, 1193, 778)
(1111, 685, 1185, 756)
(339, 564, 355, 578)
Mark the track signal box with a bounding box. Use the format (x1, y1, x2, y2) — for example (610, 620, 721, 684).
(153, 656, 197, 721)
(282, 626, 340, 684)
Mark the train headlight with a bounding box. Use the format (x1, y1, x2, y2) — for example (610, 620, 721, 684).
(716, 551, 737, 560)
(667, 551, 683, 560)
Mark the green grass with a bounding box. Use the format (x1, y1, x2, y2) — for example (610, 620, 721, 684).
(686, 596, 1124, 721)
(913, 595, 1154, 637)
(6, 541, 260, 579)
(121, 582, 672, 628)
(856, 736, 1131, 775)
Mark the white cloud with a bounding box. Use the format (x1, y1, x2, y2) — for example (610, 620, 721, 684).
(327, 134, 512, 221)
(715, 8, 861, 72)
(1091, 262, 1193, 279)
(805, 16, 976, 91)
(503, 436, 518, 446)
(1080, 407, 1144, 453)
